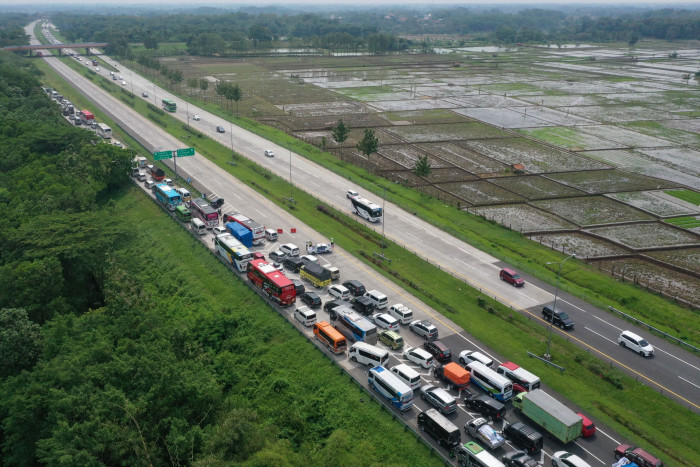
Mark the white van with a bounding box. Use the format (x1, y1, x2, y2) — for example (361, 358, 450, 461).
(348, 342, 389, 368)
(191, 218, 206, 235)
(327, 266, 340, 281)
(328, 284, 350, 301)
(618, 330, 654, 357)
(265, 229, 278, 241)
(294, 306, 317, 327)
(280, 243, 300, 257)
(388, 303, 413, 324)
(364, 290, 388, 310)
(176, 187, 191, 204)
(391, 363, 422, 390)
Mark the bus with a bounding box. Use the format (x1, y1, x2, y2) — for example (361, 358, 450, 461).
(350, 196, 383, 223)
(215, 233, 253, 273)
(175, 205, 191, 222)
(313, 321, 347, 354)
(496, 361, 541, 394)
(162, 98, 177, 112)
(247, 259, 296, 307)
(456, 442, 505, 467)
(96, 123, 112, 139)
(334, 305, 378, 345)
(190, 198, 219, 228)
(368, 366, 414, 411)
(227, 213, 266, 245)
(466, 361, 513, 402)
(154, 183, 182, 211)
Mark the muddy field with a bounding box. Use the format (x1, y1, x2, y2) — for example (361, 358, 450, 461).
(167, 43, 700, 305)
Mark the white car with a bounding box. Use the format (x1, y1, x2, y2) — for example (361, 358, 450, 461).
(272, 262, 285, 273)
(388, 303, 414, 324)
(346, 189, 359, 199)
(403, 347, 434, 369)
(371, 313, 399, 331)
(164, 178, 174, 186)
(192, 114, 200, 121)
(300, 255, 319, 266)
(121, 80, 126, 86)
(95, 67, 99, 72)
(264, 150, 274, 157)
(213, 226, 227, 236)
(328, 284, 350, 301)
(458, 350, 494, 368)
(552, 451, 591, 467)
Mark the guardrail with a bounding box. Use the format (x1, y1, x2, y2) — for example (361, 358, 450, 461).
(609, 306, 699, 353)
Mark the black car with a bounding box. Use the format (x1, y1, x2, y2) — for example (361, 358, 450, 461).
(502, 451, 539, 467)
(463, 391, 505, 421)
(542, 305, 574, 330)
(283, 257, 304, 273)
(209, 196, 224, 209)
(502, 422, 543, 454)
(342, 279, 366, 297)
(351, 296, 374, 316)
(291, 279, 305, 295)
(423, 340, 452, 362)
(216, 126, 225, 133)
(324, 299, 347, 319)
(300, 291, 322, 309)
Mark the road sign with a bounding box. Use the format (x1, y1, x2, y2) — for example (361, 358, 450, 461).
(153, 150, 172, 160)
(177, 147, 195, 157)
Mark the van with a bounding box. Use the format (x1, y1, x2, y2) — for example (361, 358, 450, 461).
(328, 284, 350, 301)
(391, 363, 421, 390)
(351, 296, 375, 316)
(280, 243, 300, 257)
(191, 218, 206, 236)
(176, 187, 191, 204)
(136, 173, 147, 182)
(294, 306, 317, 327)
(417, 408, 461, 449)
(348, 342, 389, 368)
(326, 266, 340, 281)
(313, 321, 347, 354)
(618, 330, 654, 357)
(502, 421, 543, 454)
(363, 290, 388, 310)
(388, 303, 413, 324)
(265, 229, 278, 241)
(175, 205, 191, 222)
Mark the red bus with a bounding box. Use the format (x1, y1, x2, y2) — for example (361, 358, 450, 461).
(190, 198, 219, 228)
(247, 259, 296, 307)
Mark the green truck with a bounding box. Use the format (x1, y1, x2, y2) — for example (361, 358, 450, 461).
(512, 389, 582, 444)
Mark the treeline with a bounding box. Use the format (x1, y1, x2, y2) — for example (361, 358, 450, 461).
(0, 51, 435, 464)
(0, 13, 31, 46)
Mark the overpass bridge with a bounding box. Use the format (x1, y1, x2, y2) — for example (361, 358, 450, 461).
(2, 43, 108, 57)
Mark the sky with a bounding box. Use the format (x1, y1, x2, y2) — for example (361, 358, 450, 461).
(3, 1, 700, 5)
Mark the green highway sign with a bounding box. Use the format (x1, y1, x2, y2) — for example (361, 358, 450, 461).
(177, 147, 195, 157)
(153, 150, 172, 160)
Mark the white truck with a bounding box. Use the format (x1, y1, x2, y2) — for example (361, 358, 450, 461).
(464, 417, 505, 450)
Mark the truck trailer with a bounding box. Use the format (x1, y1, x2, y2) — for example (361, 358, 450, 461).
(512, 389, 582, 444)
(225, 222, 253, 248)
(228, 213, 265, 245)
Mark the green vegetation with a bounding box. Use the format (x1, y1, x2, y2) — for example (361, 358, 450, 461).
(0, 52, 438, 465)
(665, 216, 700, 229)
(666, 189, 700, 206)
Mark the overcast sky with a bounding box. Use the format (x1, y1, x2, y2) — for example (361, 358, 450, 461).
(4, 1, 700, 5)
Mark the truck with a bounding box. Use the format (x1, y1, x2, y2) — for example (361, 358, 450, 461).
(79, 110, 95, 122)
(512, 389, 582, 444)
(433, 362, 470, 391)
(464, 417, 505, 450)
(149, 165, 165, 182)
(300, 261, 332, 288)
(228, 213, 265, 245)
(225, 221, 253, 248)
(92, 59, 98, 66)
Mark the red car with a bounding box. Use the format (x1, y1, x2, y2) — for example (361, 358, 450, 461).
(614, 444, 664, 467)
(252, 252, 265, 261)
(500, 268, 525, 287)
(577, 412, 596, 437)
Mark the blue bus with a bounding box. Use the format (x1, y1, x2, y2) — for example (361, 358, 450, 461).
(154, 183, 182, 211)
(334, 305, 377, 344)
(369, 366, 414, 411)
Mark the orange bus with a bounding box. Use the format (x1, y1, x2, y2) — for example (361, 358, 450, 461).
(313, 321, 347, 354)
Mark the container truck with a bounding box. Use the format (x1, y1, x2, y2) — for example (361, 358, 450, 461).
(225, 222, 253, 248)
(512, 389, 582, 444)
(228, 213, 265, 245)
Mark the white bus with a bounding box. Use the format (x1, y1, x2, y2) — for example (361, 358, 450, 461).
(350, 196, 383, 223)
(456, 441, 505, 467)
(368, 366, 414, 411)
(466, 361, 513, 402)
(96, 123, 112, 139)
(214, 233, 253, 272)
(496, 361, 541, 394)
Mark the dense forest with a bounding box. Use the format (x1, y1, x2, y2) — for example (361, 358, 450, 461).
(47, 7, 700, 58)
(0, 52, 436, 465)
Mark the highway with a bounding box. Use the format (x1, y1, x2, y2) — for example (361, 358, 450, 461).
(29, 21, 696, 465)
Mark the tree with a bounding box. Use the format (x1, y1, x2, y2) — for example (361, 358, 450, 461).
(187, 78, 199, 97)
(229, 84, 243, 117)
(143, 32, 158, 50)
(413, 155, 432, 193)
(331, 119, 350, 160)
(199, 78, 209, 101)
(356, 128, 379, 165)
(0, 308, 42, 378)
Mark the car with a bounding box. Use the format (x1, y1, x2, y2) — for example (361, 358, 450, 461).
(269, 249, 287, 262)
(142, 91, 148, 97)
(371, 313, 399, 331)
(378, 330, 404, 350)
(409, 320, 438, 340)
(328, 284, 350, 301)
(209, 196, 224, 209)
(323, 299, 346, 317)
(541, 305, 574, 330)
(577, 412, 596, 438)
(192, 114, 200, 121)
(212, 226, 227, 235)
(342, 280, 366, 297)
(216, 126, 225, 133)
(403, 346, 434, 369)
(614, 444, 664, 467)
(300, 255, 319, 267)
(464, 417, 505, 450)
(144, 180, 156, 189)
(463, 391, 505, 421)
(121, 80, 126, 86)
(502, 450, 538, 467)
(500, 267, 525, 287)
(164, 178, 174, 186)
(113, 141, 122, 147)
(552, 451, 591, 467)
(252, 252, 265, 261)
(423, 340, 452, 362)
(283, 257, 304, 273)
(618, 330, 654, 357)
(112, 74, 118, 80)
(458, 350, 493, 368)
(95, 67, 99, 72)
(300, 291, 322, 309)
(351, 295, 374, 316)
(346, 189, 359, 199)
(272, 262, 284, 273)
(264, 149, 274, 157)
(291, 279, 305, 295)
(420, 384, 457, 414)
(309, 243, 332, 254)
(294, 306, 317, 327)
(136, 173, 147, 182)
(388, 303, 413, 324)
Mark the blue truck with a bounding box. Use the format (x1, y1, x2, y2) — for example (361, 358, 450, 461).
(226, 221, 253, 248)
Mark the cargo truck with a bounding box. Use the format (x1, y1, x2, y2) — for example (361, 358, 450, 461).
(228, 213, 265, 245)
(433, 362, 470, 391)
(512, 389, 582, 444)
(149, 165, 165, 182)
(225, 221, 253, 248)
(300, 261, 332, 288)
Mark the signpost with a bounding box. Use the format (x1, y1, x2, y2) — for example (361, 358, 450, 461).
(153, 150, 172, 160)
(177, 147, 194, 157)
(153, 148, 194, 181)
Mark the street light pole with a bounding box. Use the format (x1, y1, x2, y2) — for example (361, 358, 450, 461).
(381, 184, 386, 253)
(230, 121, 234, 156)
(544, 253, 576, 361)
(283, 149, 295, 204)
(186, 101, 190, 128)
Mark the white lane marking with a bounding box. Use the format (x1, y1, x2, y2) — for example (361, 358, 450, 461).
(594, 426, 621, 446)
(255, 209, 266, 217)
(231, 192, 243, 200)
(654, 348, 700, 372)
(457, 259, 477, 270)
(679, 376, 700, 390)
(406, 232, 418, 240)
(574, 442, 606, 465)
(585, 327, 618, 345)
